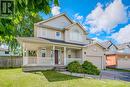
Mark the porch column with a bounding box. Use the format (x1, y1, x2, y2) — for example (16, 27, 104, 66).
(23, 43, 28, 65)
(64, 47, 67, 65)
(52, 45, 55, 65)
(82, 48, 84, 64)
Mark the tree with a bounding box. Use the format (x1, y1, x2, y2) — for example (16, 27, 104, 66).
(0, 0, 59, 55)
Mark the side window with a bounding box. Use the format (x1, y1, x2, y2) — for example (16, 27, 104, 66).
(55, 32, 61, 39)
(5, 51, 9, 54)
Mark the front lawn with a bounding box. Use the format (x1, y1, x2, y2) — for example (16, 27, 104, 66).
(0, 68, 130, 87)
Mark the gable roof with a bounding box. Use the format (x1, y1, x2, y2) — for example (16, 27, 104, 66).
(64, 23, 88, 34)
(85, 42, 106, 49)
(100, 41, 117, 49)
(0, 47, 8, 51)
(34, 13, 73, 26)
(34, 13, 88, 34)
(116, 42, 130, 50)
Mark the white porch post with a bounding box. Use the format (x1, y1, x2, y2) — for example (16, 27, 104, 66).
(23, 43, 28, 65)
(64, 47, 67, 65)
(52, 45, 55, 65)
(82, 48, 84, 64)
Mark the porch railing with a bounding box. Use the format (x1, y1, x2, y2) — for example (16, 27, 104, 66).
(66, 58, 82, 64)
(23, 57, 82, 65)
(23, 57, 54, 65)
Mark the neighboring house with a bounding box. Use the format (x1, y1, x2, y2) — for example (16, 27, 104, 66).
(0, 47, 10, 56)
(106, 53, 130, 69)
(102, 41, 130, 69)
(116, 42, 130, 54)
(100, 41, 117, 53)
(0, 44, 11, 56)
(17, 13, 106, 71)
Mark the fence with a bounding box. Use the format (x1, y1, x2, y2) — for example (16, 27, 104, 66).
(0, 56, 22, 68)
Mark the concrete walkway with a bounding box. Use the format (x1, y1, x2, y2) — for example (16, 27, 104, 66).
(60, 70, 130, 82)
(101, 70, 130, 82)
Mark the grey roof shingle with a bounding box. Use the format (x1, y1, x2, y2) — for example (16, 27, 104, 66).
(100, 41, 113, 49)
(39, 37, 86, 46)
(116, 42, 130, 50)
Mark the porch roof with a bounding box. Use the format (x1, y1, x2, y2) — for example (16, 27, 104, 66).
(39, 37, 86, 46)
(17, 37, 86, 47)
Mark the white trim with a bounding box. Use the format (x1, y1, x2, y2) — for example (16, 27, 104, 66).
(64, 47, 67, 65)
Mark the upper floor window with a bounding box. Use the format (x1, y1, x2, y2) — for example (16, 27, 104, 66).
(70, 29, 82, 42)
(55, 32, 61, 39)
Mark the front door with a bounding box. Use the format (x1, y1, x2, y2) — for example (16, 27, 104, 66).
(55, 50, 59, 64)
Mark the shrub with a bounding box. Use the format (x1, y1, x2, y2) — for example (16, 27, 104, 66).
(67, 61, 83, 73)
(82, 60, 100, 75)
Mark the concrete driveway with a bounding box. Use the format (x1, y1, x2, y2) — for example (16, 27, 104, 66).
(101, 70, 130, 82)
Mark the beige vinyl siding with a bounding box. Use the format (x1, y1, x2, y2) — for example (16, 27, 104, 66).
(84, 44, 106, 69)
(65, 24, 87, 44)
(117, 58, 130, 69)
(35, 27, 64, 40)
(43, 16, 72, 29)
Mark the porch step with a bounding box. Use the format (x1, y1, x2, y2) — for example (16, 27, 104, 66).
(54, 66, 67, 71)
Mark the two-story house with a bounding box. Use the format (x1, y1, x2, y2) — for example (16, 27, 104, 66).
(17, 14, 106, 71)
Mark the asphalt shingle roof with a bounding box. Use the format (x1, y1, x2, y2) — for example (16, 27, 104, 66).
(39, 37, 86, 46)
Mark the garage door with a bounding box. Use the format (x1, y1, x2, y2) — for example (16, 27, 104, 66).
(84, 56, 102, 69)
(117, 58, 130, 69)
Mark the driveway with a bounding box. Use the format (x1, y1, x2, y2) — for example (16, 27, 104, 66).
(101, 70, 130, 82)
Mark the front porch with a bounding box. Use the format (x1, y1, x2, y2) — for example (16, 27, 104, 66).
(22, 42, 83, 68)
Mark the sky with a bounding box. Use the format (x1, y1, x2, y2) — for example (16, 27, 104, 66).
(40, 0, 130, 44)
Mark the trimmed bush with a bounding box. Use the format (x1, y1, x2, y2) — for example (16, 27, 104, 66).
(67, 61, 83, 73)
(82, 60, 100, 75)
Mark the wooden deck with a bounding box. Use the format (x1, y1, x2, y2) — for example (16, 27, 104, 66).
(22, 65, 66, 72)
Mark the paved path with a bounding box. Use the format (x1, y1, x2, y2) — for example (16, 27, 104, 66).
(60, 70, 130, 82)
(101, 70, 130, 82)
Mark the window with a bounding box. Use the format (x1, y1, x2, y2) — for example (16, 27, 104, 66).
(28, 51, 37, 56)
(55, 32, 61, 39)
(5, 51, 9, 54)
(40, 49, 46, 57)
(42, 53, 45, 57)
(68, 55, 71, 58)
(70, 29, 82, 42)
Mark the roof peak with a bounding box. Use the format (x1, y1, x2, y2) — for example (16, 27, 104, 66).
(35, 13, 73, 25)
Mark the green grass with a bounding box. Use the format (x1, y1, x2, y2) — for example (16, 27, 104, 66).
(41, 70, 80, 82)
(0, 68, 130, 87)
